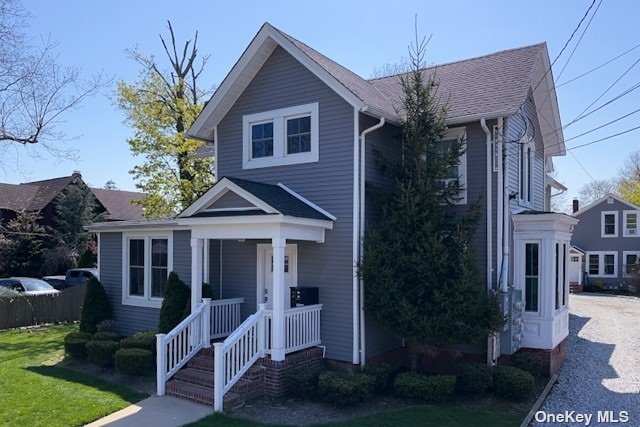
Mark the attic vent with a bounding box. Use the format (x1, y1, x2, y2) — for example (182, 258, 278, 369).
(607, 197, 614, 204)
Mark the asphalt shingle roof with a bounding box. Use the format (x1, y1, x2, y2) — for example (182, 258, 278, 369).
(90, 188, 145, 221)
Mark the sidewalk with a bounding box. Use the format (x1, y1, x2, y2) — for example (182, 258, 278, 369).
(85, 395, 213, 427)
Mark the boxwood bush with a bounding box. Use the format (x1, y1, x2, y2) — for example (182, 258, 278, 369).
(91, 331, 120, 341)
(493, 366, 534, 400)
(511, 351, 546, 378)
(64, 338, 89, 360)
(361, 363, 394, 393)
(285, 366, 322, 398)
(115, 348, 154, 376)
(120, 331, 157, 354)
(64, 331, 92, 342)
(86, 340, 120, 367)
(455, 363, 493, 395)
(159, 272, 189, 333)
(318, 372, 375, 406)
(394, 372, 456, 402)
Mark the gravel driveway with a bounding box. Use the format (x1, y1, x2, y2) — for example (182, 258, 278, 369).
(535, 293, 640, 426)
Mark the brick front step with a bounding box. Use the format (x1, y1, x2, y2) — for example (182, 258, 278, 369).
(165, 379, 242, 410)
(173, 367, 214, 388)
(187, 354, 214, 371)
(570, 282, 583, 293)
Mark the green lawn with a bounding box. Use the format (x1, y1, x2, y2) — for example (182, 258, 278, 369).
(0, 324, 147, 427)
(188, 405, 522, 427)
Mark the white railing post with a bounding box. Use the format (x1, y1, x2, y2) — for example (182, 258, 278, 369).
(213, 342, 224, 412)
(202, 298, 212, 348)
(258, 303, 266, 356)
(156, 333, 167, 396)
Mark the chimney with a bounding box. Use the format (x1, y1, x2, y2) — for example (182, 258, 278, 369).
(72, 170, 81, 176)
(572, 198, 579, 213)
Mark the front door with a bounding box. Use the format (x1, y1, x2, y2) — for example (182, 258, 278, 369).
(258, 244, 297, 309)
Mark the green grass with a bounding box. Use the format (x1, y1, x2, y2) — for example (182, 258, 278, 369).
(187, 405, 522, 427)
(0, 324, 147, 427)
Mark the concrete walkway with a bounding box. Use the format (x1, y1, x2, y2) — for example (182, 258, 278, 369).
(85, 395, 214, 427)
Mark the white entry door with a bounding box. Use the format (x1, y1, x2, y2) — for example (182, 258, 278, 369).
(258, 244, 297, 309)
(568, 254, 583, 285)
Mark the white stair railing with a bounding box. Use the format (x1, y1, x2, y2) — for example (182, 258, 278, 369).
(213, 304, 266, 412)
(210, 297, 244, 339)
(156, 298, 211, 396)
(264, 304, 322, 355)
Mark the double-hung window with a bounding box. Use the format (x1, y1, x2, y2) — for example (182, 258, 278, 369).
(524, 242, 539, 312)
(123, 233, 173, 308)
(243, 103, 319, 169)
(519, 139, 533, 205)
(623, 210, 639, 237)
(623, 251, 640, 277)
(601, 211, 618, 238)
(437, 127, 467, 204)
(586, 251, 617, 277)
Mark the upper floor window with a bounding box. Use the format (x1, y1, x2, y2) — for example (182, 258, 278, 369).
(601, 211, 618, 238)
(437, 127, 467, 204)
(122, 233, 173, 308)
(519, 139, 533, 205)
(242, 103, 319, 169)
(623, 210, 639, 237)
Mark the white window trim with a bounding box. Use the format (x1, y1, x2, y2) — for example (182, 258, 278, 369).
(242, 103, 319, 170)
(623, 251, 640, 277)
(520, 239, 541, 315)
(623, 210, 639, 237)
(441, 126, 467, 205)
(518, 137, 534, 207)
(601, 211, 619, 238)
(586, 251, 617, 278)
(122, 232, 174, 308)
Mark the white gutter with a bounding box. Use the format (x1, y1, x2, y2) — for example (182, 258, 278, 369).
(358, 115, 385, 367)
(352, 108, 360, 365)
(498, 117, 509, 292)
(480, 118, 493, 291)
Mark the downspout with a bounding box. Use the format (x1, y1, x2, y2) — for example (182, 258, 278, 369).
(498, 117, 509, 292)
(352, 109, 361, 365)
(480, 119, 493, 292)
(358, 114, 385, 367)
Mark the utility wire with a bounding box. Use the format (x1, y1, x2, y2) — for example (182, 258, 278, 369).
(569, 151, 598, 185)
(567, 124, 640, 151)
(562, 107, 640, 144)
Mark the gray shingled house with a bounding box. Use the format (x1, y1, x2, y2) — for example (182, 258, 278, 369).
(87, 23, 577, 410)
(570, 194, 640, 290)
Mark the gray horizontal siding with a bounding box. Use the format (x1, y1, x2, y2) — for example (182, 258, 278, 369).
(173, 230, 192, 285)
(216, 46, 355, 362)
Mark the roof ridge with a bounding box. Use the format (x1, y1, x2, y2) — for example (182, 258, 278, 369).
(21, 174, 75, 185)
(368, 42, 547, 82)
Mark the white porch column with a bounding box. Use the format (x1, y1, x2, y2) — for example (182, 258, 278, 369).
(191, 238, 204, 313)
(271, 236, 286, 361)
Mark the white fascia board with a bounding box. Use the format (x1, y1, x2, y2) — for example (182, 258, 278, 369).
(277, 183, 337, 221)
(178, 177, 277, 218)
(572, 193, 640, 217)
(532, 49, 565, 157)
(545, 174, 567, 191)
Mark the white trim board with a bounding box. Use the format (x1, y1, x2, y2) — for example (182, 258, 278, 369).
(573, 193, 640, 217)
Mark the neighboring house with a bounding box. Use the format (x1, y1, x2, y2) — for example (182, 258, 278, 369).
(88, 23, 576, 409)
(0, 172, 145, 225)
(571, 194, 640, 289)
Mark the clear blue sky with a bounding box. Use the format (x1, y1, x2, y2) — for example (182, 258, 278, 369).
(4, 0, 639, 209)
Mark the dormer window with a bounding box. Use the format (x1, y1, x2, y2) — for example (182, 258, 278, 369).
(243, 103, 319, 169)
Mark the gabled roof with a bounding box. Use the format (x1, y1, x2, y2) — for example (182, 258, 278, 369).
(188, 23, 564, 156)
(89, 188, 145, 221)
(0, 183, 40, 211)
(19, 174, 81, 211)
(178, 177, 336, 222)
(572, 193, 640, 217)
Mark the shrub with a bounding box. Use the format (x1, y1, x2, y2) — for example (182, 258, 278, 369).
(362, 363, 394, 393)
(183, 283, 215, 318)
(120, 331, 157, 354)
(511, 352, 545, 378)
(318, 372, 375, 406)
(96, 319, 116, 332)
(394, 372, 456, 402)
(159, 272, 190, 333)
(91, 331, 120, 341)
(285, 366, 322, 398)
(115, 348, 154, 376)
(79, 277, 112, 333)
(455, 363, 493, 395)
(86, 340, 119, 367)
(493, 366, 534, 400)
(64, 338, 89, 360)
(64, 331, 92, 342)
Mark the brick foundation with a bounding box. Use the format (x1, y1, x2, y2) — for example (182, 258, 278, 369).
(259, 346, 324, 397)
(501, 337, 568, 377)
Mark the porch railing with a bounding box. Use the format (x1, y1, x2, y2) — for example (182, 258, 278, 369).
(264, 304, 322, 354)
(156, 298, 211, 395)
(213, 304, 267, 412)
(210, 297, 244, 339)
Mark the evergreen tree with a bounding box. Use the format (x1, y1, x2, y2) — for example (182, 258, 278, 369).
(0, 210, 46, 276)
(79, 277, 112, 333)
(360, 35, 503, 370)
(159, 272, 190, 333)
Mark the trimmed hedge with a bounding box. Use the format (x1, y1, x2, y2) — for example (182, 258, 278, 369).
(120, 331, 157, 354)
(494, 366, 534, 400)
(394, 372, 456, 402)
(362, 363, 394, 393)
(79, 277, 112, 333)
(64, 338, 89, 360)
(285, 366, 322, 398)
(511, 351, 546, 378)
(91, 331, 120, 341)
(115, 348, 154, 376)
(456, 363, 493, 395)
(64, 332, 92, 342)
(318, 372, 375, 406)
(86, 340, 120, 367)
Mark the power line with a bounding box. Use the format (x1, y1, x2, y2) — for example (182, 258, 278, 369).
(563, 106, 640, 144)
(567, 124, 640, 151)
(569, 151, 598, 185)
(556, 42, 640, 88)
